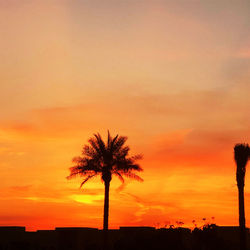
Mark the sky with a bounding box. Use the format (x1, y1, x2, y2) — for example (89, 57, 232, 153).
(0, 0, 250, 231)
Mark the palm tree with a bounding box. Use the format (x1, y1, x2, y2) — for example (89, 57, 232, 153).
(67, 131, 143, 249)
(234, 143, 250, 250)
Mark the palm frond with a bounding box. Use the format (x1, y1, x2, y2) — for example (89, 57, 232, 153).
(67, 169, 90, 180)
(79, 174, 96, 188)
(129, 154, 143, 161)
(122, 172, 144, 182)
(72, 156, 84, 164)
(114, 146, 130, 158)
(82, 145, 97, 158)
(127, 163, 143, 172)
(112, 136, 127, 153)
(67, 158, 102, 180)
(88, 137, 102, 155)
(234, 143, 249, 166)
(114, 157, 143, 172)
(110, 133, 119, 152)
(113, 171, 125, 183)
(107, 130, 113, 150)
(234, 143, 250, 187)
(67, 167, 95, 180)
(94, 133, 106, 154)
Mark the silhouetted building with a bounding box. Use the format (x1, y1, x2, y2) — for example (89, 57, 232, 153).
(0, 225, 249, 250)
(56, 227, 99, 250)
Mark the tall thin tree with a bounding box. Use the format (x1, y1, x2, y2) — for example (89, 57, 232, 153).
(234, 143, 250, 250)
(67, 131, 143, 249)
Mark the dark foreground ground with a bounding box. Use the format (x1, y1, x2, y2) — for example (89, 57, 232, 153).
(0, 224, 249, 250)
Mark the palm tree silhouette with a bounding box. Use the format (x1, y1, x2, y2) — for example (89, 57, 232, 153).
(67, 131, 143, 248)
(234, 143, 250, 250)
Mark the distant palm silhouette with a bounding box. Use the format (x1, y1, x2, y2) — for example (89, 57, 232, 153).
(234, 143, 250, 250)
(67, 131, 143, 249)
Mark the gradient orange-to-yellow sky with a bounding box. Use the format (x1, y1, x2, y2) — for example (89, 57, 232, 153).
(0, 0, 250, 231)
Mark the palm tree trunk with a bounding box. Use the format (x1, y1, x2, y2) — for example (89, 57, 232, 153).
(103, 180, 110, 230)
(238, 186, 246, 250)
(103, 180, 110, 250)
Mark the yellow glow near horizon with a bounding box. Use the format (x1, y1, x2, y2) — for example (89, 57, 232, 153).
(71, 194, 104, 205)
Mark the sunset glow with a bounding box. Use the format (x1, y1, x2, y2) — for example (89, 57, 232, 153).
(0, 0, 249, 231)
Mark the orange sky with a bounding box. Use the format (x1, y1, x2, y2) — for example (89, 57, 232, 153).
(0, 0, 250, 231)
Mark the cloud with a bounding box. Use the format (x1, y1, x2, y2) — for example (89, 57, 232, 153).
(0, 83, 248, 176)
(0, 74, 248, 140)
(0, 185, 104, 202)
(10, 185, 32, 192)
(237, 49, 250, 59)
(144, 128, 250, 173)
